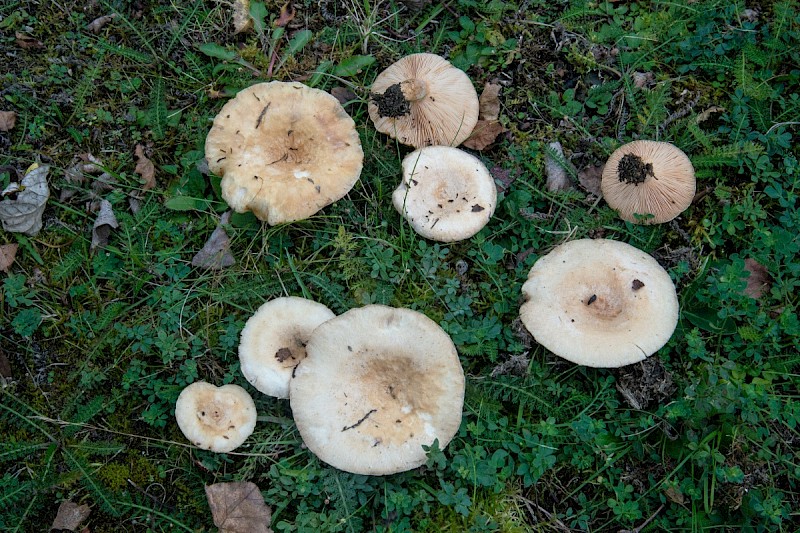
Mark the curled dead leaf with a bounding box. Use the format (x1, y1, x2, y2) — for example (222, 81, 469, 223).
(275, 3, 296, 27)
(192, 212, 236, 270)
(51, 500, 91, 532)
(462, 120, 505, 151)
(0, 165, 50, 236)
(478, 82, 502, 122)
(544, 142, 574, 192)
(15, 32, 44, 49)
(87, 14, 117, 33)
(742, 258, 771, 299)
(0, 111, 16, 132)
(134, 144, 156, 191)
(232, 0, 253, 34)
(205, 481, 273, 533)
(91, 200, 119, 250)
(0, 243, 18, 273)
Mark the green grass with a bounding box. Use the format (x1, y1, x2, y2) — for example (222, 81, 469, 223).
(1, 0, 799, 531)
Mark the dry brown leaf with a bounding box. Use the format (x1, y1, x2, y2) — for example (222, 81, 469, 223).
(91, 200, 119, 250)
(664, 486, 685, 505)
(0, 111, 16, 132)
(0, 165, 50, 236)
(275, 3, 296, 27)
(86, 14, 117, 33)
(491, 166, 516, 193)
(205, 481, 273, 533)
(0, 243, 18, 273)
(462, 120, 506, 150)
(192, 212, 236, 270)
(232, 0, 253, 34)
(330, 86, 357, 105)
(743, 258, 771, 299)
(577, 164, 604, 197)
(696, 106, 726, 124)
(478, 82, 502, 122)
(134, 144, 156, 191)
(15, 32, 44, 49)
(51, 501, 91, 531)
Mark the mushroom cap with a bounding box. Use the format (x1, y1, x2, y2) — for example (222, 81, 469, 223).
(175, 381, 257, 453)
(290, 305, 465, 475)
(392, 146, 497, 242)
(205, 81, 364, 225)
(239, 296, 336, 399)
(600, 140, 696, 224)
(520, 239, 678, 367)
(368, 53, 479, 148)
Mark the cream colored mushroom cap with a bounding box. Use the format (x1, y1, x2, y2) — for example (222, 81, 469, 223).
(368, 53, 479, 148)
(205, 81, 364, 225)
(175, 382, 257, 453)
(520, 239, 678, 367)
(239, 296, 335, 399)
(290, 305, 465, 475)
(600, 140, 696, 224)
(392, 146, 497, 242)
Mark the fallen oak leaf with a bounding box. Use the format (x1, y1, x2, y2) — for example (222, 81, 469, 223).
(192, 212, 236, 270)
(0, 243, 18, 273)
(51, 500, 91, 532)
(0, 111, 16, 132)
(134, 144, 156, 191)
(205, 481, 273, 533)
(91, 200, 119, 251)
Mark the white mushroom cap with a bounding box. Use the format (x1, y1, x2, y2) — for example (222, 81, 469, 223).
(239, 296, 336, 399)
(520, 239, 678, 367)
(290, 305, 465, 475)
(205, 81, 364, 225)
(175, 382, 257, 453)
(600, 140, 696, 224)
(392, 146, 497, 242)
(368, 53, 479, 148)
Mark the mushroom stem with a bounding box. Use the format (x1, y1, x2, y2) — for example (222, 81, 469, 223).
(400, 79, 428, 102)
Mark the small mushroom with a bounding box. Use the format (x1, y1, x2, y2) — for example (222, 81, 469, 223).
(600, 140, 696, 224)
(392, 146, 497, 242)
(290, 305, 465, 475)
(205, 81, 364, 225)
(239, 296, 336, 399)
(520, 239, 678, 367)
(175, 381, 257, 453)
(368, 53, 479, 148)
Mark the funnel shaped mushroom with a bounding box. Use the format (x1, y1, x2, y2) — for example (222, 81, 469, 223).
(290, 305, 465, 475)
(205, 81, 364, 225)
(520, 239, 678, 367)
(393, 146, 497, 242)
(175, 382, 257, 453)
(601, 140, 695, 224)
(368, 53, 479, 148)
(239, 296, 335, 399)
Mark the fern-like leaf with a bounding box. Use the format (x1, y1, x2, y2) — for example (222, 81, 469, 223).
(693, 142, 764, 169)
(63, 449, 120, 516)
(150, 77, 168, 140)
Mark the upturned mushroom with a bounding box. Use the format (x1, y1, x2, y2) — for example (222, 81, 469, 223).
(368, 53, 479, 148)
(600, 140, 696, 224)
(392, 146, 497, 242)
(239, 296, 335, 399)
(290, 305, 465, 475)
(520, 239, 679, 367)
(205, 81, 364, 225)
(175, 381, 257, 453)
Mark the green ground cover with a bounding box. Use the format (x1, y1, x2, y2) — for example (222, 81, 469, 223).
(1, 0, 798, 530)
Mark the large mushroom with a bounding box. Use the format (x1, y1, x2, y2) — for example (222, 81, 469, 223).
(205, 81, 364, 225)
(368, 53, 479, 148)
(392, 146, 497, 242)
(600, 140, 695, 224)
(239, 296, 335, 399)
(290, 305, 465, 475)
(520, 239, 679, 367)
(175, 381, 257, 453)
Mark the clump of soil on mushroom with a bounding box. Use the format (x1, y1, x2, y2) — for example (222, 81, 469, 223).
(617, 153, 654, 185)
(371, 83, 411, 118)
